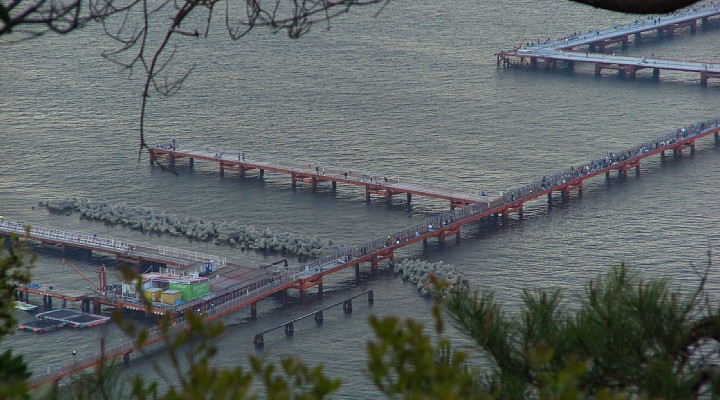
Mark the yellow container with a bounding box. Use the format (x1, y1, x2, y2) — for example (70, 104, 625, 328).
(161, 290, 182, 305)
(144, 287, 162, 302)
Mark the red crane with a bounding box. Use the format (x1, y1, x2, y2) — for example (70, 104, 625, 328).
(61, 259, 105, 295)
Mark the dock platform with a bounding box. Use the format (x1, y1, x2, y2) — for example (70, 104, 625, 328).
(36, 309, 111, 328)
(496, 4, 720, 84)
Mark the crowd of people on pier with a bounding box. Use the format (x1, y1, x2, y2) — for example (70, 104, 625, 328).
(502, 117, 720, 205)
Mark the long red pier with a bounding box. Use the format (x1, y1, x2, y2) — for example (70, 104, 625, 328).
(148, 145, 491, 209)
(21, 115, 720, 388)
(496, 4, 720, 84)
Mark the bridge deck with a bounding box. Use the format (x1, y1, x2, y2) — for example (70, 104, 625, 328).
(150, 146, 490, 206)
(496, 4, 720, 83)
(24, 114, 720, 387)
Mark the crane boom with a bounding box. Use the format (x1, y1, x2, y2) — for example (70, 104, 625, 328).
(61, 259, 99, 291)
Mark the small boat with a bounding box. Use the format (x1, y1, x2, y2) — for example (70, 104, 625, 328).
(14, 301, 37, 312)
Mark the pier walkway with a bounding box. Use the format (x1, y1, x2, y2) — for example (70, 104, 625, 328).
(24, 114, 720, 389)
(0, 220, 227, 270)
(496, 4, 720, 84)
(149, 145, 491, 208)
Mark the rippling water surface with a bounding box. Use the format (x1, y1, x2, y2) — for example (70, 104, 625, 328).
(2, 0, 720, 397)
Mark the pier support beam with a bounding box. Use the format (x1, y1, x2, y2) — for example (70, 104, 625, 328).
(314, 310, 324, 324)
(331, 181, 337, 192)
(189, 158, 194, 169)
(406, 193, 412, 205)
(355, 264, 360, 280)
(368, 290, 374, 304)
(365, 186, 371, 203)
(621, 35, 628, 49)
(530, 57, 538, 69)
(259, 169, 264, 178)
(343, 299, 353, 314)
(250, 302, 257, 319)
(284, 322, 294, 336)
(634, 32, 642, 44)
(627, 66, 637, 80)
(653, 68, 660, 81)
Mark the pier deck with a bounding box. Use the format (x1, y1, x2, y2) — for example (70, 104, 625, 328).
(496, 4, 720, 84)
(149, 146, 491, 208)
(27, 115, 720, 389)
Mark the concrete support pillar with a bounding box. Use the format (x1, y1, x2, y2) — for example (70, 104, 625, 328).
(691, 143, 696, 155)
(595, 63, 603, 76)
(259, 169, 264, 179)
(238, 165, 245, 178)
(691, 19, 697, 33)
(311, 177, 317, 192)
(355, 264, 360, 279)
(331, 181, 337, 192)
(621, 35, 628, 49)
(284, 322, 294, 336)
(250, 302, 257, 319)
(635, 164, 641, 175)
(385, 190, 392, 205)
(634, 32, 641, 43)
(317, 277, 323, 295)
(291, 174, 297, 190)
(530, 57, 538, 68)
(189, 158, 194, 169)
(547, 192, 553, 203)
(406, 193, 412, 204)
(62, 299, 67, 309)
(168, 154, 175, 168)
(627, 66, 636, 79)
(365, 186, 371, 203)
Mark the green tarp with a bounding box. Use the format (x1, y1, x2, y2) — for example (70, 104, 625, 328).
(169, 281, 210, 301)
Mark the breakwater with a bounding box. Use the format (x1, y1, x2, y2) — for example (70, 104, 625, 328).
(394, 259, 469, 299)
(44, 198, 337, 258)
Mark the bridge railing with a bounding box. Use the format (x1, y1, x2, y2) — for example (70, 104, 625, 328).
(172, 147, 486, 200)
(157, 246, 227, 268)
(0, 220, 134, 253)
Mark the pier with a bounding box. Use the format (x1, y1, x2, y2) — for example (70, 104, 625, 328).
(252, 290, 374, 347)
(18, 115, 720, 388)
(0, 220, 227, 270)
(148, 146, 491, 209)
(496, 4, 720, 84)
